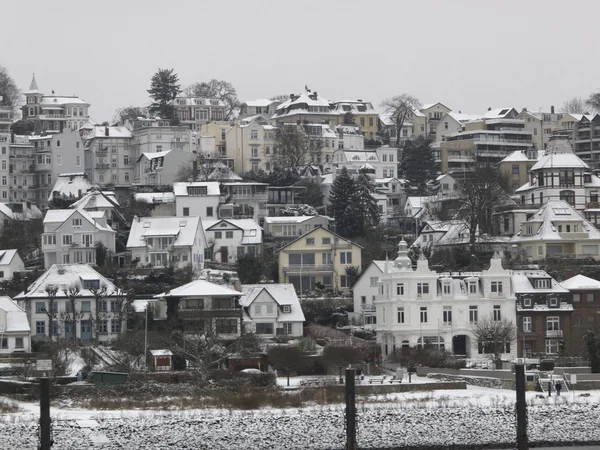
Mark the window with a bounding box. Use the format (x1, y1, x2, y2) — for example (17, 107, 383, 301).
(468, 281, 477, 294)
(36, 321, 46, 335)
(340, 275, 349, 288)
(549, 297, 558, 307)
(443, 306, 452, 325)
(214, 231, 222, 239)
(83, 279, 100, 290)
(546, 339, 560, 355)
(369, 277, 378, 287)
(251, 147, 259, 158)
(420, 307, 428, 323)
(493, 305, 501, 321)
(81, 301, 91, 312)
(340, 252, 352, 264)
(183, 207, 189, 216)
(443, 283, 451, 295)
(547, 316, 560, 331)
(322, 237, 331, 245)
(396, 283, 404, 295)
(523, 317, 532, 332)
(15, 337, 23, 349)
(207, 207, 213, 217)
(256, 323, 274, 334)
(306, 238, 315, 245)
(216, 319, 237, 334)
(322, 252, 332, 264)
(397, 307, 405, 323)
(111, 319, 120, 334)
(99, 320, 108, 333)
(282, 322, 293, 335)
(62, 235, 73, 246)
(573, 293, 580, 302)
(76, 155, 81, 166)
(361, 296, 366, 304)
(35, 301, 46, 313)
(512, 164, 519, 174)
(491, 281, 503, 294)
(98, 301, 107, 312)
(582, 245, 598, 255)
(282, 305, 291, 313)
(72, 218, 82, 227)
(251, 129, 258, 139)
(587, 293, 595, 303)
(124, 172, 130, 182)
(469, 305, 478, 323)
(417, 283, 429, 295)
(225, 231, 233, 239)
(124, 155, 129, 165)
(523, 298, 532, 307)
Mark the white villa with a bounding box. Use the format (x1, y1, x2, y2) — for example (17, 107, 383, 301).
(0, 250, 25, 281)
(352, 260, 386, 328)
(203, 218, 262, 264)
(240, 284, 305, 338)
(0, 296, 31, 353)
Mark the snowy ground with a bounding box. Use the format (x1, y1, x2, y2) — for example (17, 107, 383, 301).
(2, 385, 600, 449)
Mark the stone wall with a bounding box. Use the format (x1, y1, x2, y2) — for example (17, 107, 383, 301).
(324, 381, 467, 395)
(427, 373, 515, 390)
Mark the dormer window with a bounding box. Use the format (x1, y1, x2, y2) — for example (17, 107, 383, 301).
(535, 279, 550, 289)
(442, 283, 451, 295)
(549, 297, 558, 307)
(282, 305, 291, 313)
(523, 298, 532, 307)
(491, 281, 503, 294)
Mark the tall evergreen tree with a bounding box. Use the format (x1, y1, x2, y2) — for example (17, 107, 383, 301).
(353, 171, 381, 236)
(400, 136, 436, 195)
(147, 68, 181, 120)
(328, 167, 357, 238)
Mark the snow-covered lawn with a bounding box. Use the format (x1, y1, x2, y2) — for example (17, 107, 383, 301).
(276, 373, 436, 387)
(2, 385, 600, 449)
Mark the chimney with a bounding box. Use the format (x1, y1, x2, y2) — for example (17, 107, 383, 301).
(357, 99, 362, 102)
(134, 215, 139, 222)
(313, 92, 318, 98)
(523, 107, 528, 112)
(488, 107, 492, 111)
(551, 105, 555, 114)
(104, 126, 109, 137)
(192, 159, 198, 181)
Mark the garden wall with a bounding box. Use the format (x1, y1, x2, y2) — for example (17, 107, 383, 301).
(325, 381, 466, 395)
(416, 367, 514, 380)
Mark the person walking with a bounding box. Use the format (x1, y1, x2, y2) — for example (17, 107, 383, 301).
(555, 381, 562, 396)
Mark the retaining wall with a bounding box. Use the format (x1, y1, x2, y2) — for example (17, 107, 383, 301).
(416, 367, 514, 380)
(325, 381, 467, 395)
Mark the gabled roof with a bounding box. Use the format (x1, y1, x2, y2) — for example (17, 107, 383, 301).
(446, 112, 480, 123)
(560, 274, 600, 290)
(43, 208, 114, 233)
(49, 173, 96, 202)
(154, 279, 242, 298)
(242, 99, 277, 107)
(70, 190, 119, 210)
(530, 152, 587, 171)
(127, 216, 202, 248)
(0, 203, 42, 220)
(14, 264, 118, 299)
(0, 296, 29, 332)
(420, 102, 451, 111)
(240, 284, 305, 322)
(203, 219, 262, 245)
(264, 216, 322, 225)
(0, 249, 19, 266)
(141, 150, 172, 160)
(483, 107, 518, 119)
(512, 270, 568, 294)
(276, 226, 362, 252)
(501, 151, 531, 163)
(85, 125, 132, 139)
(173, 182, 221, 196)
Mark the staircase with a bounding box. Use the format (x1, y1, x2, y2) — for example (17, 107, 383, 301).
(537, 372, 570, 393)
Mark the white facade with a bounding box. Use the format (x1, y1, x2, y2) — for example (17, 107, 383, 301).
(203, 219, 262, 264)
(352, 261, 385, 328)
(15, 264, 123, 343)
(126, 216, 206, 269)
(172, 97, 227, 130)
(0, 296, 31, 353)
(174, 181, 221, 219)
(333, 146, 397, 179)
(263, 215, 330, 238)
(42, 209, 116, 268)
(0, 250, 25, 281)
(240, 284, 305, 338)
(82, 125, 134, 187)
(375, 241, 517, 361)
(136, 149, 195, 186)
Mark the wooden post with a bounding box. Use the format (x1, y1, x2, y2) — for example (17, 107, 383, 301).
(345, 368, 356, 450)
(515, 364, 528, 450)
(39, 377, 51, 450)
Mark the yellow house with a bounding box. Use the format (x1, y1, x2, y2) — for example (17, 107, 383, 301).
(498, 150, 536, 192)
(198, 121, 233, 157)
(330, 100, 379, 140)
(277, 227, 362, 293)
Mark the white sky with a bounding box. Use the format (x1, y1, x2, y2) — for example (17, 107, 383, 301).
(2, 0, 599, 121)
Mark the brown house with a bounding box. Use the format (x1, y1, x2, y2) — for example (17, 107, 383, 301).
(513, 270, 572, 357)
(560, 275, 600, 356)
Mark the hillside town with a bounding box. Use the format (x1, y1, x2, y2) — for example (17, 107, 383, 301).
(2, 65, 600, 448)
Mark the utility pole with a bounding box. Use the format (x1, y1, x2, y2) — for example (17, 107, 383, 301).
(515, 364, 528, 450)
(345, 368, 357, 450)
(39, 377, 52, 450)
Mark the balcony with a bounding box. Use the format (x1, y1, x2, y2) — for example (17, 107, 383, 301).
(546, 329, 563, 338)
(361, 304, 376, 312)
(221, 192, 268, 201)
(283, 264, 333, 274)
(558, 232, 589, 239)
(95, 163, 110, 169)
(447, 155, 475, 162)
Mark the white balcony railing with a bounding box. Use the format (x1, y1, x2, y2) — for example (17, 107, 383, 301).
(546, 329, 563, 338)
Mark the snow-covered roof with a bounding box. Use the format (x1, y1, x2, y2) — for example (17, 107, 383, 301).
(39, 96, 88, 106)
(69, 190, 119, 210)
(172, 97, 226, 107)
(204, 219, 262, 245)
(446, 112, 480, 123)
(560, 274, 600, 291)
(150, 349, 173, 357)
(0, 203, 42, 220)
(501, 151, 530, 163)
(86, 125, 132, 140)
(0, 296, 30, 333)
(510, 200, 600, 243)
(482, 108, 516, 119)
(43, 208, 114, 232)
(134, 192, 175, 204)
(512, 270, 569, 294)
(154, 279, 242, 298)
(14, 264, 118, 299)
(141, 150, 172, 160)
(173, 182, 221, 196)
(0, 249, 19, 266)
(127, 216, 202, 249)
(240, 284, 305, 322)
(264, 216, 318, 224)
(49, 173, 96, 202)
(243, 99, 276, 107)
(342, 150, 379, 162)
(530, 153, 588, 171)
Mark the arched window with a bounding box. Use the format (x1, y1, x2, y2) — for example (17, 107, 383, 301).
(352, 155, 360, 161)
(559, 190, 575, 205)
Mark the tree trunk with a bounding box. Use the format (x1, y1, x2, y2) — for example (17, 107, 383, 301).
(287, 369, 290, 387)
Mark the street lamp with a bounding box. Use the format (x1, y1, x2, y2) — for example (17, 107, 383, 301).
(144, 299, 159, 373)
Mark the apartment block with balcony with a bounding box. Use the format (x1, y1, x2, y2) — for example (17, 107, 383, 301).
(573, 114, 600, 166)
(82, 125, 133, 187)
(517, 107, 564, 151)
(14, 264, 122, 342)
(560, 274, 600, 355)
(277, 226, 362, 294)
(375, 243, 516, 361)
(240, 284, 305, 339)
(440, 108, 533, 174)
(21, 74, 90, 133)
(225, 116, 278, 173)
(154, 279, 243, 340)
(219, 182, 268, 221)
(513, 270, 572, 358)
(510, 200, 600, 261)
(172, 97, 227, 131)
(126, 216, 206, 270)
(435, 112, 481, 144)
(42, 208, 115, 268)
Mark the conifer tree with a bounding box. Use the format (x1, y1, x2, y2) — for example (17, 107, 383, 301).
(353, 170, 381, 236)
(328, 167, 357, 238)
(147, 68, 181, 120)
(400, 136, 436, 195)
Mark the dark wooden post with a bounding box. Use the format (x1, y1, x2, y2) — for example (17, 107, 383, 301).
(345, 368, 356, 450)
(515, 364, 528, 450)
(39, 377, 51, 450)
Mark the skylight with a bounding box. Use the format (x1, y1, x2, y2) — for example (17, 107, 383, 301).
(143, 222, 151, 228)
(499, 109, 509, 115)
(179, 221, 187, 227)
(552, 208, 570, 215)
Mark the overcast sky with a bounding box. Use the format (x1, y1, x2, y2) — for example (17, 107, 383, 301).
(2, 0, 599, 121)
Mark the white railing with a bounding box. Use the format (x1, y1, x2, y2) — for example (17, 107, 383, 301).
(546, 329, 563, 337)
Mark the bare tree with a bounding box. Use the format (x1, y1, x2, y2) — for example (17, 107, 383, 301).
(184, 79, 239, 119)
(60, 284, 82, 343)
(89, 285, 109, 345)
(273, 126, 322, 169)
(44, 285, 59, 339)
(270, 94, 289, 103)
(111, 288, 134, 335)
(561, 97, 586, 114)
(0, 66, 22, 115)
(175, 153, 230, 182)
(455, 164, 510, 252)
(113, 105, 150, 125)
(267, 344, 309, 386)
(472, 314, 516, 369)
(586, 92, 600, 114)
(380, 94, 421, 147)
(323, 343, 363, 383)
(171, 326, 231, 379)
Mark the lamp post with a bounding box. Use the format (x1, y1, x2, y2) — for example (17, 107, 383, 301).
(144, 299, 158, 373)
